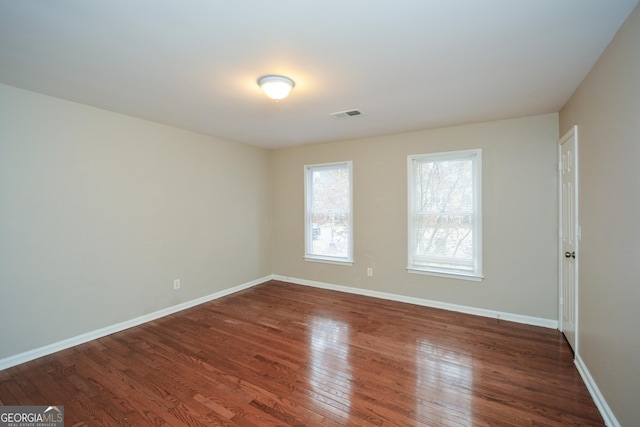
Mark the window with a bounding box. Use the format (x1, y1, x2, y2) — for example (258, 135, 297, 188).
(305, 161, 353, 264)
(408, 149, 482, 280)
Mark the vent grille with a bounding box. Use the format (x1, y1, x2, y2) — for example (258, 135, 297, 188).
(330, 109, 364, 120)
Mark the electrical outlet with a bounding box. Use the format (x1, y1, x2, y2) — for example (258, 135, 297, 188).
(367, 268, 373, 277)
(173, 279, 180, 290)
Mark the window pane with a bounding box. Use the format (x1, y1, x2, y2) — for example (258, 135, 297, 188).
(414, 214, 473, 262)
(311, 168, 350, 213)
(310, 212, 349, 258)
(414, 159, 473, 214)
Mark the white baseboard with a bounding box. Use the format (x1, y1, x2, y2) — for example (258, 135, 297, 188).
(0, 276, 270, 371)
(272, 275, 558, 329)
(0, 273, 558, 370)
(575, 354, 620, 427)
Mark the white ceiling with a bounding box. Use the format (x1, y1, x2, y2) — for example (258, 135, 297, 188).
(1, 1, 638, 149)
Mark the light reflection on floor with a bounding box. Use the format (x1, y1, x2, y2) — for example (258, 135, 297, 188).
(309, 316, 353, 415)
(416, 338, 474, 425)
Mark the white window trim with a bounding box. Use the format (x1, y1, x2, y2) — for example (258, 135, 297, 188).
(407, 149, 483, 281)
(407, 267, 483, 282)
(302, 256, 354, 266)
(304, 161, 353, 265)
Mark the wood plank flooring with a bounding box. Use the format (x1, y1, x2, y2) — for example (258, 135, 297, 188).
(0, 280, 604, 426)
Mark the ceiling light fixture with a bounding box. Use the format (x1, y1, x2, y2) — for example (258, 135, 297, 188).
(258, 75, 295, 101)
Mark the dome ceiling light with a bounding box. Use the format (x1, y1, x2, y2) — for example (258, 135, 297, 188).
(257, 75, 295, 101)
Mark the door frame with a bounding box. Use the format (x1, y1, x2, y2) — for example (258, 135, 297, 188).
(558, 125, 579, 354)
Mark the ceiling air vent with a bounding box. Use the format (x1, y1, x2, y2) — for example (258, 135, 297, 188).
(330, 109, 363, 120)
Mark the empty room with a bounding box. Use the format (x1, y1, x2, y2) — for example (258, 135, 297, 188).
(1, 1, 639, 426)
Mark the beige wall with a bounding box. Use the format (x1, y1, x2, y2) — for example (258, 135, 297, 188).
(0, 84, 271, 359)
(559, 4, 640, 426)
(0, 85, 560, 361)
(271, 113, 559, 321)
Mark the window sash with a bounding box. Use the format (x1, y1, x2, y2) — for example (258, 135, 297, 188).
(408, 150, 482, 279)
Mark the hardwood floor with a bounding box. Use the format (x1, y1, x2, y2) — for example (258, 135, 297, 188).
(0, 280, 603, 426)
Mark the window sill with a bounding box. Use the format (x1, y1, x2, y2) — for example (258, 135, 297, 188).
(304, 256, 353, 266)
(407, 268, 483, 282)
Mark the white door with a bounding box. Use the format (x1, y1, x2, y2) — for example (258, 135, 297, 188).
(559, 126, 578, 353)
